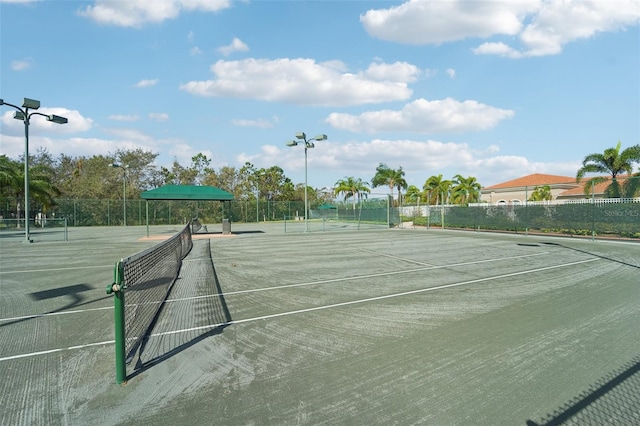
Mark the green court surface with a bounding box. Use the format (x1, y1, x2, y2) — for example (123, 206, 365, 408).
(1, 224, 639, 425)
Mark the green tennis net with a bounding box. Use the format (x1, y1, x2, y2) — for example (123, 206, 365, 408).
(110, 223, 193, 376)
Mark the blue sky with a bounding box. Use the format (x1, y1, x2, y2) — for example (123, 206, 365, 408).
(1, 0, 639, 193)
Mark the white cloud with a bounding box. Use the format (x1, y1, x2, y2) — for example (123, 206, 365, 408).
(326, 98, 514, 134)
(190, 46, 203, 56)
(102, 128, 153, 143)
(361, 0, 640, 58)
(0, 108, 93, 135)
(472, 42, 523, 59)
(218, 37, 249, 56)
(361, 0, 538, 45)
(513, 0, 640, 57)
(236, 138, 579, 188)
(473, 156, 581, 184)
(149, 112, 169, 122)
(446, 68, 456, 78)
(187, 30, 195, 41)
(180, 58, 414, 107)
(108, 114, 140, 122)
(424, 68, 438, 78)
(134, 78, 159, 88)
(168, 143, 214, 167)
(78, 0, 231, 28)
(231, 117, 278, 128)
(364, 61, 421, 82)
(11, 59, 33, 71)
(0, 111, 179, 163)
(0, 132, 159, 163)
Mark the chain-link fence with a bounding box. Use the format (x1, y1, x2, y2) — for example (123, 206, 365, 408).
(399, 176, 640, 239)
(0, 198, 316, 227)
(1, 176, 638, 239)
(404, 202, 639, 239)
(284, 195, 398, 232)
(0, 194, 398, 229)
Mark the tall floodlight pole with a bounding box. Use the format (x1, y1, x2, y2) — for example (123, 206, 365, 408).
(0, 98, 67, 243)
(110, 163, 130, 226)
(286, 132, 327, 232)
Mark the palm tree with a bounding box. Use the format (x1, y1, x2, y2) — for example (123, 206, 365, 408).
(404, 185, 424, 204)
(423, 174, 452, 205)
(0, 155, 20, 193)
(576, 142, 640, 198)
(334, 177, 370, 210)
(451, 174, 481, 205)
(528, 185, 552, 202)
(371, 163, 408, 204)
(0, 157, 59, 222)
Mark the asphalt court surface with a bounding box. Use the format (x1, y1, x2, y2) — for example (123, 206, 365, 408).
(1, 223, 639, 425)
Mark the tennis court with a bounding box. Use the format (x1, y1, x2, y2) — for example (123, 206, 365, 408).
(1, 224, 639, 424)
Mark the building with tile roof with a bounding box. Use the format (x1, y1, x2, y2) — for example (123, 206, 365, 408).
(479, 173, 638, 205)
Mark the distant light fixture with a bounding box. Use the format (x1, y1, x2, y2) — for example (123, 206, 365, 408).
(110, 163, 130, 226)
(285, 131, 328, 232)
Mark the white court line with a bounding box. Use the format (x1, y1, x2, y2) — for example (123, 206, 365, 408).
(0, 257, 599, 362)
(153, 257, 599, 336)
(0, 265, 113, 275)
(0, 252, 549, 323)
(355, 247, 435, 266)
(0, 340, 115, 361)
(0, 252, 550, 324)
(167, 251, 551, 300)
(0, 306, 113, 323)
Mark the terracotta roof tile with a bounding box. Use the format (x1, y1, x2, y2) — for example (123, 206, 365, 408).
(560, 175, 634, 196)
(483, 173, 575, 189)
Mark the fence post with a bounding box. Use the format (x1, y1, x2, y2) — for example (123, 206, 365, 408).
(591, 180, 595, 241)
(525, 185, 529, 236)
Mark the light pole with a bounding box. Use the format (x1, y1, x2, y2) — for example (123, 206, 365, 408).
(110, 163, 130, 226)
(0, 98, 67, 243)
(286, 132, 327, 232)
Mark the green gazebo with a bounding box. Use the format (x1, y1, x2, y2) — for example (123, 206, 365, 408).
(140, 185, 234, 236)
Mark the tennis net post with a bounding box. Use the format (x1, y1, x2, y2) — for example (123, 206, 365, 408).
(106, 260, 127, 384)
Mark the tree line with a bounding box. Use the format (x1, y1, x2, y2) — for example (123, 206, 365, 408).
(1, 141, 639, 221)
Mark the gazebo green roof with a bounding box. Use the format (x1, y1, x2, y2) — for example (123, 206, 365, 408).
(141, 185, 234, 201)
(317, 203, 337, 210)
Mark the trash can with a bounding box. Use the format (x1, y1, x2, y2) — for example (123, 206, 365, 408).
(222, 218, 231, 235)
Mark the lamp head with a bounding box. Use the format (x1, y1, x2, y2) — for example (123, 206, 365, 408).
(0, 99, 4, 106)
(22, 98, 40, 110)
(312, 134, 327, 141)
(306, 142, 315, 149)
(295, 132, 306, 140)
(13, 111, 26, 121)
(48, 114, 68, 124)
(286, 140, 298, 147)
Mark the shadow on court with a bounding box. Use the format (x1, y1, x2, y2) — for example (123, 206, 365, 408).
(127, 239, 232, 380)
(540, 241, 640, 269)
(526, 355, 640, 425)
(0, 283, 109, 328)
